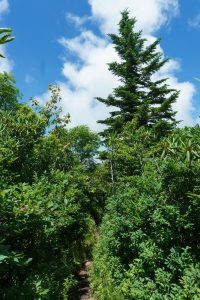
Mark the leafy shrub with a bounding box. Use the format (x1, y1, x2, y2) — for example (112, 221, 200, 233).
(0, 81, 99, 299)
(0, 170, 95, 299)
(91, 127, 200, 299)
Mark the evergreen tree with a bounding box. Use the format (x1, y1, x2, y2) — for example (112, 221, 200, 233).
(97, 10, 179, 137)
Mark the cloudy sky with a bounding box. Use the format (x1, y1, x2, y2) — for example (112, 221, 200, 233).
(0, 0, 200, 130)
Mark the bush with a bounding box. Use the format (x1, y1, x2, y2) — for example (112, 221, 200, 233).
(0, 170, 95, 299)
(91, 127, 200, 299)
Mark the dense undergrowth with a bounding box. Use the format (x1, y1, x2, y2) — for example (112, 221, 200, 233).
(1, 11, 200, 300)
(90, 126, 200, 299)
(0, 79, 107, 299)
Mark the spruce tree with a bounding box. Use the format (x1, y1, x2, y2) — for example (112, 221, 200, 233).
(97, 10, 179, 137)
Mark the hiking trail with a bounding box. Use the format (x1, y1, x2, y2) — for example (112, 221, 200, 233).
(77, 260, 94, 300)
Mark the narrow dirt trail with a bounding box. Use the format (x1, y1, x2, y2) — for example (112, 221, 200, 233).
(77, 260, 94, 300)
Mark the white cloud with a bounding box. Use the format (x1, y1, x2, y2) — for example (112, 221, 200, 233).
(160, 59, 180, 74)
(170, 78, 196, 126)
(66, 12, 91, 28)
(59, 31, 119, 96)
(24, 74, 36, 85)
(0, 0, 9, 19)
(0, 45, 13, 72)
(188, 14, 200, 29)
(155, 57, 196, 126)
(89, 0, 179, 34)
(57, 31, 120, 130)
(153, 50, 196, 126)
(59, 83, 109, 131)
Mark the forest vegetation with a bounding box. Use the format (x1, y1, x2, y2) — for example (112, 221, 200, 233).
(0, 11, 199, 300)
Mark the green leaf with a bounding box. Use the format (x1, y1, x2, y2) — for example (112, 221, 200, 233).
(0, 254, 7, 262)
(0, 28, 12, 34)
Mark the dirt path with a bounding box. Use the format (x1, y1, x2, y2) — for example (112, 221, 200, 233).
(77, 260, 94, 300)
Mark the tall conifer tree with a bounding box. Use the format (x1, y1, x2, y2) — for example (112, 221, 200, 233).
(97, 11, 179, 137)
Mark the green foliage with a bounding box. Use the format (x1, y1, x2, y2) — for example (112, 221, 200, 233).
(160, 126, 200, 167)
(31, 84, 70, 129)
(97, 10, 179, 137)
(0, 76, 100, 298)
(91, 126, 200, 299)
(0, 171, 95, 299)
(1, 19, 199, 300)
(0, 28, 15, 58)
(0, 73, 21, 110)
(0, 104, 45, 184)
(100, 120, 156, 184)
(66, 125, 100, 168)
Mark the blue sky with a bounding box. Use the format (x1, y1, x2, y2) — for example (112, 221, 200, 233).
(0, 0, 200, 130)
